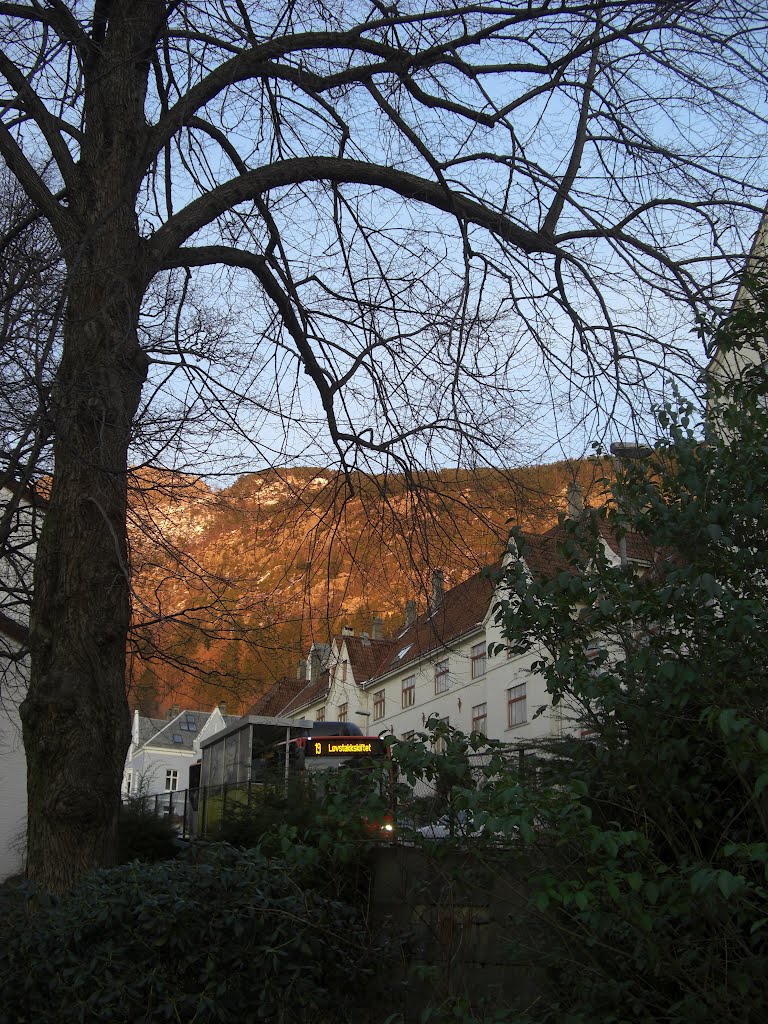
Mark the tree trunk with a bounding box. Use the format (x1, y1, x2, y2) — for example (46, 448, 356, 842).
(19, 1, 156, 890)
(20, 243, 148, 889)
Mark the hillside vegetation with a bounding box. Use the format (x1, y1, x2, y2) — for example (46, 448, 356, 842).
(127, 460, 607, 713)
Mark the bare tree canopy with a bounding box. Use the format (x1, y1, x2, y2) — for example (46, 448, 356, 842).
(0, 0, 767, 887)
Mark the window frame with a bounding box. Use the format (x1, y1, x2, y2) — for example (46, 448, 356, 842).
(434, 657, 449, 694)
(373, 689, 386, 720)
(470, 642, 486, 679)
(507, 683, 527, 727)
(401, 675, 416, 708)
(337, 702, 348, 722)
(433, 716, 450, 754)
(471, 702, 487, 734)
(165, 769, 178, 792)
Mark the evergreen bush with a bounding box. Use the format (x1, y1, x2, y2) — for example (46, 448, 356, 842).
(0, 842, 380, 1024)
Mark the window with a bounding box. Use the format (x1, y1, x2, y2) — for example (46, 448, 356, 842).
(434, 658, 449, 693)
(165, 769, 178, 792)
(433, 716, 449, 754)
(373, 689, 386, 720)
(585, 642, 605, 675)
(172, 734, 183, 743)
(125, 770, 132, 795)
(316, 706, 325, 722)
(337, 702, 348, 722)
(401, 675, 415, 708)
(507, 683, 527, 727)
(471, 703, 487, 734)
(470, 642, 486, 678)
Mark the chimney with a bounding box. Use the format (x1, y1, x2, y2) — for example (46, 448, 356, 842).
(296, 658, 307, 680)
(218, 702, 227, 716)
(361, 631, 370, 646)
(404, 599, 417, 627)
(371, 615, 384, 641)
(167, 703, 180, 720)
(430, 569, 445, 612)
(310, 649, 321, 683)
(566, 482, 583, 519)
(341, 624, 355, 637)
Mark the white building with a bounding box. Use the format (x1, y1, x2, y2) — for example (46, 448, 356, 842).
(257, 513, 645, 745)
(0, 476, 45, 880)
(706, 209, 768, 417)
(123, 705, 238, 798)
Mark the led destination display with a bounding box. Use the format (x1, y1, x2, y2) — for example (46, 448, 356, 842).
(306, 737, 386, 757)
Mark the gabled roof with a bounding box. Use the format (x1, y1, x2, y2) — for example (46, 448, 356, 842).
(135, 709, 237, 752)
(280, 668, 330, 716)
(372, 564, 501, 678)
(0, 472, 49, 509)
(246, 676, 308, 717)
(343, 634, 396, 684)
(253, 518, 658, 711)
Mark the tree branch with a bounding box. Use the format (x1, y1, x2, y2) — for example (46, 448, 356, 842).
(148, 157, 555, 269)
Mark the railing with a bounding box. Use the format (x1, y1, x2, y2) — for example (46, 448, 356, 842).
(122, 778, 301, 839)
(122, 745, 544, 840)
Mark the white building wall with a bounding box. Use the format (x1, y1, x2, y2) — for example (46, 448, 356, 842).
(124, 745, 198, 797)
(286, 579, 587, 745)
(0, 653, 28, 880)
(123, 707, 234, 797)
(0, 484, 40, 881)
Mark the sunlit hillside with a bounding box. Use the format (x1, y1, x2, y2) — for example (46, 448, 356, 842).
(127, 460, 610, 714)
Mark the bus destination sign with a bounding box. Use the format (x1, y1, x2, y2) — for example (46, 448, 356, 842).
(306, 737, 386, 757)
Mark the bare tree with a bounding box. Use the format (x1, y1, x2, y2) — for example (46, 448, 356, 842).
(0, 0, 767, 888)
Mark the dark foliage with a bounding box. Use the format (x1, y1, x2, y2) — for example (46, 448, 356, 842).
(0, 843, 381, 1024)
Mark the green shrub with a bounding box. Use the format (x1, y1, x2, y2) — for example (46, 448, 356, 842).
(486, 288, 768, 1023)
(117, 797, 180, 863)
(0, 842, 382, 1024)
(210, 776, 320, 853)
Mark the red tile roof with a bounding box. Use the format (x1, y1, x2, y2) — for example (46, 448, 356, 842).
(246, 676, 310, 717)
(343, 634, 397, 684)
(251, 518, 661, 710)
(278, 669, 330, 716)
(372, 563, 501, 677)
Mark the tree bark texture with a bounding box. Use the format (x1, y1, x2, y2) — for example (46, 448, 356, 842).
(19, 1, 155, 889)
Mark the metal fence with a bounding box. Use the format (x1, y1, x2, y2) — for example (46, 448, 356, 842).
(122, 745, 542, 840)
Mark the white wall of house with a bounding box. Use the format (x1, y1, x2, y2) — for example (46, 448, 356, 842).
(0, 483, 41, 881)
(286, 581, 582, 745)
(124, 746, 197, 797)
(123, 706, 233, 797)
(0, 652, 28, 880)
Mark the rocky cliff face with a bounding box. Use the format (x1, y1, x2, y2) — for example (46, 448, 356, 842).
(127, 461, 606, 714)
